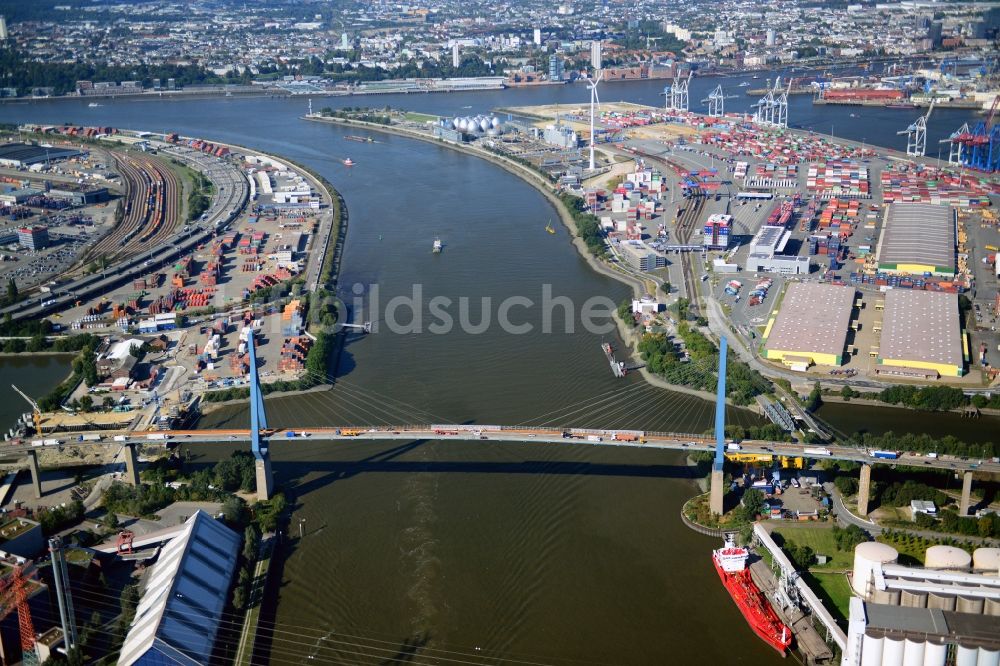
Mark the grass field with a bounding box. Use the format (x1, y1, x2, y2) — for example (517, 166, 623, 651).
(802, 571, 852, 624)
(403, 112, 439, 123)
(771, 525, 854, 570)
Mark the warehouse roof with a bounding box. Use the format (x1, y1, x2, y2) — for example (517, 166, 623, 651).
(878, 289, 962, 369)
(875, 203, 955, 272)
(764, 283, 855, 358)
(118, 511, 240, 666)
(0, 142, 83, 166)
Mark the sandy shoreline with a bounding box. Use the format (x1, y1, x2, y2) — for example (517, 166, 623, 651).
(305, 114, 727, 406)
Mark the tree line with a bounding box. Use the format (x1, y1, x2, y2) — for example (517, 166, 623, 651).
(0, 47, 226, 96)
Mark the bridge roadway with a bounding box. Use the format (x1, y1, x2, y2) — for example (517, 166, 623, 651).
(8, 426, 998, 475)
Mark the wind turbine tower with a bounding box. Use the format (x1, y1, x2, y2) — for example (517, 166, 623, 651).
(586, 72, 603, 170)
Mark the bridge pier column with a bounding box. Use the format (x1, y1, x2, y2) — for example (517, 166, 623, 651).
(857, 464, 871, 516)
(255, 457, 273, 501)
(960, 471, 973, 516)
(710, 468, 725, 516)
(122, 443, 141, 486)
(27, 450, 42, 499)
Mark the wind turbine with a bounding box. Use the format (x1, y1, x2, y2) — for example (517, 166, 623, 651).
(585, 71, 603, 170)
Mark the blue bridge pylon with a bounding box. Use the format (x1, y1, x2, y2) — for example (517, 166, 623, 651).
(247, 328, 274, 500)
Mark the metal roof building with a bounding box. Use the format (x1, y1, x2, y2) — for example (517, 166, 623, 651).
(877, 289, 964, 378)
(763, 282, 856, 368)
(118, 511, 240, 666)
(0, 142, 84, 167)
(875, 203, 956, 276)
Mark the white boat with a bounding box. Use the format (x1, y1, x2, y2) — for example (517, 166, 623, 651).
(432, 238, 443, 253)
(88, 102, 101, 107)
(342, 157, 354, 166)
(739, 81, 750, 87)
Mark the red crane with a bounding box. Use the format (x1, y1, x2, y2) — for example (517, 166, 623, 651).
(0, 564, 40, 666)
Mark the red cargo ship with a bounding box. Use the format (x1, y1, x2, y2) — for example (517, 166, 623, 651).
(713, 536, 793, 655)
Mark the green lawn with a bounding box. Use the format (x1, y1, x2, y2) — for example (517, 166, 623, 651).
(403, 112, 439, 123)
(802, 571, 852, 624)
(771, 525, 854, 569)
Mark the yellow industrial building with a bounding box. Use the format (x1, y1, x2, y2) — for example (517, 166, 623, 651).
(876, 289, 965, 379)
(763, 283, 856, 369)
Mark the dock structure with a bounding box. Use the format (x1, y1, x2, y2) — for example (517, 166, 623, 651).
(602, 342, 627, 378)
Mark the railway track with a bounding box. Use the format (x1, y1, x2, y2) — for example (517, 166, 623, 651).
(87, 154, 179, 262)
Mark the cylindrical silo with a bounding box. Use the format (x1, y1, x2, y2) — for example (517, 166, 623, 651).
(853, 542, 900, 598)
(978, 649, 1000, 666)
(925, 545, 972, 571)
(956, 594, 985, 615)
(875, 588, 902, 605)
(923, 642, 947, 666)
(927, 592, 956, 611)
(986, 598, 1000, 616)
(884, 637, 906, 666)
(903, 639, 925, 666)
(957, 645, 980, 666)
(973, 548, 1000, 575)
(862, 635, 884, 666)
(901, 590, 928, 608)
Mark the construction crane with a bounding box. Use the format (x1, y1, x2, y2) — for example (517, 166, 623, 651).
(11, 384, 41, 434)
(0, 563, 40, 666)
(898, 99, 935, 157)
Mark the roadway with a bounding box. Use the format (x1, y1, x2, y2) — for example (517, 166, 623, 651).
(7, 426, 997, 475)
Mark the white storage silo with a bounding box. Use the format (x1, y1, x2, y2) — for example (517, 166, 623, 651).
(903, 639, 925, 666)
(957, 645, 979, 666)
(861, 635, 884, 666)
(853, 542, 900, 597)
(925, 545, 972, 571)
(978, 649, 1000, 666)
(973, 548, 1000, 575)
(883, 637, 906, 666)
(923, 642, 947, 666)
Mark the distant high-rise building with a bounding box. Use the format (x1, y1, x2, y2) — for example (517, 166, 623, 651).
(548, 54, 563, 81)
(18, 226, 49, 251)
(591, 40, 602, 70)
(341, 32, 349, 49)
(765, 28, 775, 46)
(0, 16, 7, 41)
(533, 27, 541, 45)
(452, 43, 460, 68)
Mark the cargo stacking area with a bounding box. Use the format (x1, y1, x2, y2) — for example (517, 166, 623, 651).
(502, 96, 999, 387)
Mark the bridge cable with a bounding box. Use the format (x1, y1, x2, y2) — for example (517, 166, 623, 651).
(68, 587, 596, 666)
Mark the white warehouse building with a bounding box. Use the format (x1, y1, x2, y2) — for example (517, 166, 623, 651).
(745, 225, 811, 275)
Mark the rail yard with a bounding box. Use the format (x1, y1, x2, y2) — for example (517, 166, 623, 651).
(89, 153, 179, 260)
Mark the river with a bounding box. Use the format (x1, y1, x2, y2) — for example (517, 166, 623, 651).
(0, 82, 985, 664)
(0, 355, 74, 435)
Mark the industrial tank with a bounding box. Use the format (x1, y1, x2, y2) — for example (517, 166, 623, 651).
(925, 545, 972, 571)
(973, 548, 1000, 574)
(978, 649, 1000, 666)
(926, 591, 956, 611)
(882, 637, 905, 666)
(956, 645, 981, 666)
(861, 635, 884, 666)
(900, 589, 927, 608)
(902, 638, 925, 666)
(853, 542, 900, 597)
(923, 642, 947, 666)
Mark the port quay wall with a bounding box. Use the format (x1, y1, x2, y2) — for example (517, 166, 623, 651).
(679, 506, 725, 538)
